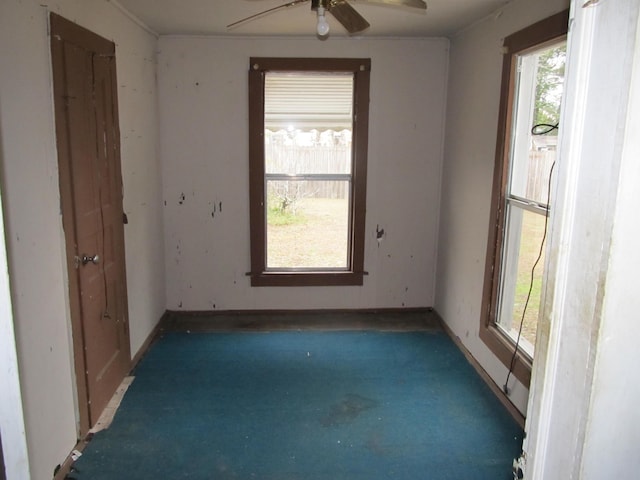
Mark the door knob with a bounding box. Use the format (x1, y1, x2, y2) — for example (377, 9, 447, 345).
(81, 254, 100, 265)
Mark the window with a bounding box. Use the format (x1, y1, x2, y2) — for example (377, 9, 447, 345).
(248, 58, 370, 287)
(480, 10, 569, 386)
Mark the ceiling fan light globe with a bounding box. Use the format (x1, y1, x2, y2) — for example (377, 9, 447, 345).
(317, 18, 330, 36)
(316, 7, 330, 36)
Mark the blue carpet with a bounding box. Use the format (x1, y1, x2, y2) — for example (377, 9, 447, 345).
(71, 331, 523, 479)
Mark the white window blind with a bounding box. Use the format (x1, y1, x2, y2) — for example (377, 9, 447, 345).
(265, 73, 353, 131)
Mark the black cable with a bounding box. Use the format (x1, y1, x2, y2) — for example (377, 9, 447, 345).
(531, 123, 559, 135)
(503, 160, 556, 395)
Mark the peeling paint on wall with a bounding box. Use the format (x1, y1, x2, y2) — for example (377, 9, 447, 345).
(376, 225, 385, 247)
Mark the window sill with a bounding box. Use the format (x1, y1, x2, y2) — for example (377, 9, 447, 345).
(251, 271, 364, 287)
(479, 323, 532, 387)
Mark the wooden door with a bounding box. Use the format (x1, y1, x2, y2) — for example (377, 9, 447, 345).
(50, 13, 131, 434)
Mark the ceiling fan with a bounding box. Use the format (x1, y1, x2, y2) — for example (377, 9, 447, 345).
(227, 0, 427, 36)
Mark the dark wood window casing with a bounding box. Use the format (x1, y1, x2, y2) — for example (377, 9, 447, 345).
(248, 58, 370, 287)
(479, 10, 569, 387)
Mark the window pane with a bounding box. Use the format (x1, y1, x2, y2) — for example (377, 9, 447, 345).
(264, 72, 354, 271)
(266, 180, 350, 269)
(479, 10, 568, 386)
(265, 129, 352, 175)
(497, 207, 546, 357)
(495, 41, 565, 358)
(509, 44, 565, 204)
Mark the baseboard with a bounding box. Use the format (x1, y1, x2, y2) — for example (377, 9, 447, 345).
(165, 306, 435, 316)
(435, 311, 526, 429)
(161, 308, 441, 332)
(53, 438, 85, 480)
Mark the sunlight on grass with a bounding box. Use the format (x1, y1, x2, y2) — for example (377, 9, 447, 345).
(266, 198, 348, 269)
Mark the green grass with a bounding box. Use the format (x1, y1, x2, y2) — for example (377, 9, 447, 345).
(512, 213, 547, 349)
(267, 205, 307, 226)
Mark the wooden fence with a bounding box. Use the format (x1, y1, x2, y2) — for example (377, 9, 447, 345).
(526, 150, 556, 203)
(266, 143, 351, 199)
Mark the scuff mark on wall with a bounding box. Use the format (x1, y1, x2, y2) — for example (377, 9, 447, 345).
(178, 193, 185, 205)
(210, 200, 223, 219)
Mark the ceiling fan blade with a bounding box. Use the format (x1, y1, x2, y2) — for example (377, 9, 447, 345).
(328, 0, 370, 34)
(227, 0, 310, 29)
(355, 0, 427, 9)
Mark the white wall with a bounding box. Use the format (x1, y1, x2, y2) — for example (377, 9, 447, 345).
(435, 0, 570, 415)
(0, 0, 163, 478)
(158, 36, 448, 311)
(0, 185, 30, 479)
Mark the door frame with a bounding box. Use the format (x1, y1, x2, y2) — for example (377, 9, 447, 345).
(50, 13, 131, 435)
(523, 0, 640, 477)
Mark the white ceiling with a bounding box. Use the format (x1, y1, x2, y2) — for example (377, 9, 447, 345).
(115, 0, 510, 38)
